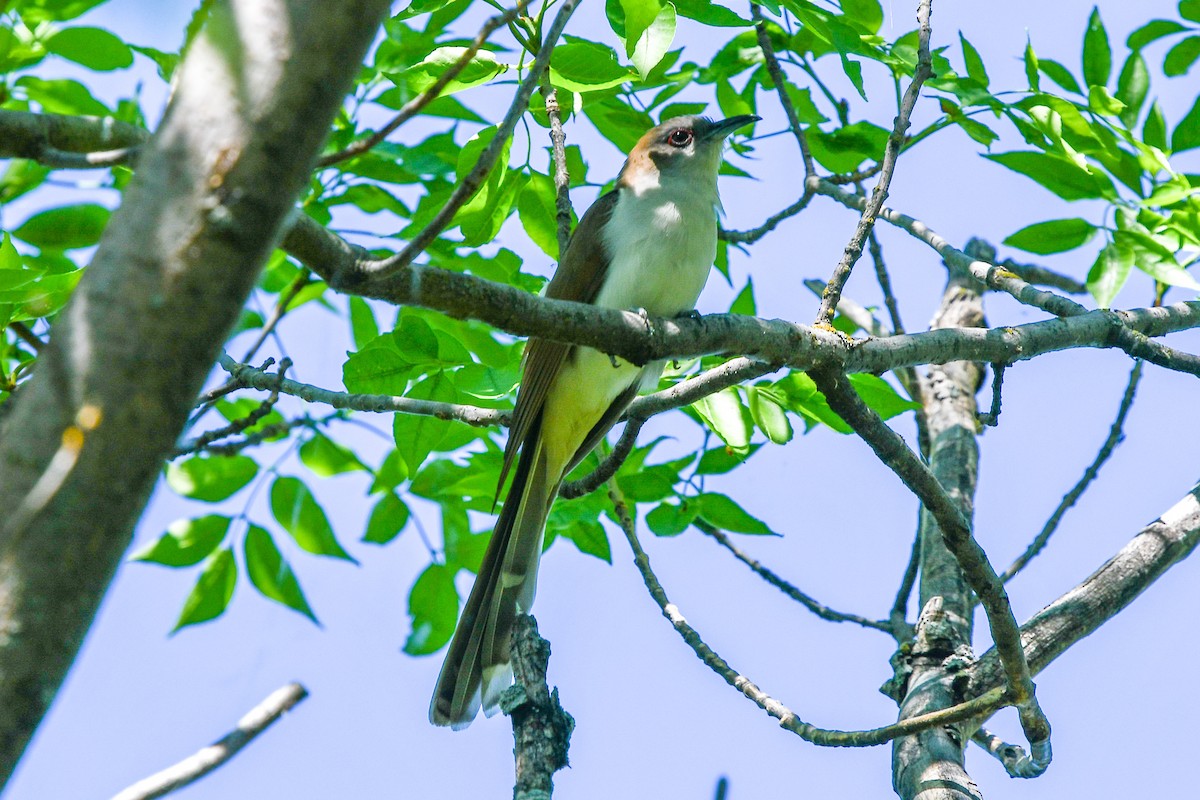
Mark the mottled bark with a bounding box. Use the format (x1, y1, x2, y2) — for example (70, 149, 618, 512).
(0, 0, 389, 786)
(892, 269, 986, 800)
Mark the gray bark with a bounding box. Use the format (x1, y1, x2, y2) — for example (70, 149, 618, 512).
(892, 272, 986, 800)
(0, 0, 389, 786)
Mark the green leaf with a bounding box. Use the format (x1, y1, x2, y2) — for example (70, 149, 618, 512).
(985, 151, 1117, 201)
(631, 2, 676, 80)
(244, 524, 317, 622)
(847, 374, 920, 419)
(166, 455, 258, 502)
(348, 296, 379, 349)
(0, 233, 40, 291)
(393, 47, 508, 95)
(15, 76, 110, 116)
(299, 434, 365, 477)
(696, 444, 759, 475)
(1164, 35, 1200, 77)
(343, 336, 413, 395)
(585, 100, 655, 153)
(364, 492, 411, 544)
(404, 563, 458, 655)
(691, 387, 752, 450)
(1039, 59, 1082, 94)
(131, 515, 231, 567)
(14, 204, 110, 250)
(559, 519, 612, 562)
(173, 549, 236, 632)
(1087, 85, 1125, 116)
(518, 171, 562, 259)
(959, 33, 989, 89)
(807, 121, 889, 173)
(1144, 100, 1168, 150)
(1172, 95, 1200, 152)
(551, 41, 633, 92)
(646, 499, 698, 536)
(672, 0, 749, 27)
(747, 386, 793, 444)
(270, 476, 355, 562)
(1082, 7, 1111, 88)
(1183, 0, 1200, 23)
(393, 371, 457, 472)
(19, 0, 109, 23)
(1003, 218, 1097, 255)
(1024, 37, 1040, 92)
(841, 0, 883, 34)
(1115, 52, 1149, 128)
(621, 0, 667, 57)
(45, 27, 133, 71)
(1127, 19, 1188, 50)
(694, 492, 776, 535)
(1087, 240, 1135, 307)
(730, 278, 756, 315)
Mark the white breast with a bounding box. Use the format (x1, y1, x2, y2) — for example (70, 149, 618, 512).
(595, 178, 718, 317)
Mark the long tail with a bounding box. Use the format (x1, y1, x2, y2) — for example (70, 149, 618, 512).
(429, 414, 558, 728)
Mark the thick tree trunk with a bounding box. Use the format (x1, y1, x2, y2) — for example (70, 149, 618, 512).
(892, 271, 986, 800)
(0, 0, 389, 786)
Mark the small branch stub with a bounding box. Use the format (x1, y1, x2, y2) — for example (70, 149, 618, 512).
(502, 615, 574, 800)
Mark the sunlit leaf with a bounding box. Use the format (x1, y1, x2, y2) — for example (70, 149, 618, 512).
(270, 476, 356, 562)
(173, 549, 236, 632)
(244, 524, 317, 622)
(1003, 218, 1097, 254)
(404, 563, 458, 655)
(166, 455, 258, 502)
(131, 515, 230, 567)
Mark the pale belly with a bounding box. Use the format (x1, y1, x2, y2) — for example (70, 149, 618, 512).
(540, 188, 718, 474)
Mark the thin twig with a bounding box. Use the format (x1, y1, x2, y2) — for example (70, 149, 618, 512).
(997, 257, 1087, 295)
(317, 5, 523, 168)
(7, 321, 44, 352)
(752, 4, 814, 177)
(609, 484, 1013, 747)
(1002, 360, 1144, 581)
(366, 0, 580, 279)
(809, 367, 1051, 770)
(697, 520, 890, 632)
(977, 363, 1006, 428)
(814, 180, 1200, 377)
(889, 527, 921, 637)
(109, 683, 308, 800)
(971, 726, 1046, 779)
(538, 76, 573, 257)
(560, 417, 645, 499)
(826, 163, 884, 184)
(814, 0, 932, 327)
(241, 271, 311, 364)
(719, 192, 814, 244)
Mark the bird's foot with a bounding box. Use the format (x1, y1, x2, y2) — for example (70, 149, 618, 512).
(674, 308, 703, 322)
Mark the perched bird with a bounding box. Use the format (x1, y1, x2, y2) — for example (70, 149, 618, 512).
(430, 114, 759, 728)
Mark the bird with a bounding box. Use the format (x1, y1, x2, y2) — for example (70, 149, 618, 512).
(430, 114, 759, 728)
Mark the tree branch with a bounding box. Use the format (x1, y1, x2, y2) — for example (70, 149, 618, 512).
(364, 0, 580, 279)
(697, 520, 890, 632)
(752, 4, 815, 177)
(814, 0, 932, 327)
(109, 683, 308, 800)
(501, 615, 574, 800)
(317, 5, 523, 168)
(0, 0, 391, 786)
(0, 109, 148, 166)
(610, 485, 1013, 748)
(810, 367, 1051, 769)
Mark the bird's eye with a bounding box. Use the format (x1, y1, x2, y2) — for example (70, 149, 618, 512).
(667, 128, 693, 147)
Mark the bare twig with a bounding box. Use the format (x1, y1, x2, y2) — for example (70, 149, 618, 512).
(997, 257, 1087, 295)
(110, 683, 308, 800)
(610, 484, 1013, 747)
(317, 6, 523, 168)
(867, 225, 905, 335)
(365, 0, 580, 279)
(719, 192, 814, 244)
(809, 367, 1051, 770)
(976, 363, 1006, 427)
(697, 520, 890, 632)
(539, 77, 574, 257)
(972, 726, 1046, 779)
(7, 321, 44, 352)
(814, 0, 932, 327)
(814, 181, 1200, 377)
(889, 527, 921, 636)
(1002, 360, 1144, 581)
(559, 418, 645, 499)
(826, 163, 884, 184)
(752, 4, 814, 177)
(501, 615, 574, 800)
(241, 271, 311, 363)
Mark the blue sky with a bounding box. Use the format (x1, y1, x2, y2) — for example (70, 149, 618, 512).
(4, 1, 1200, 799)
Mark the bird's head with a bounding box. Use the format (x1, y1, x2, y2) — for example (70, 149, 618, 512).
(618, 114, 759, 194)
